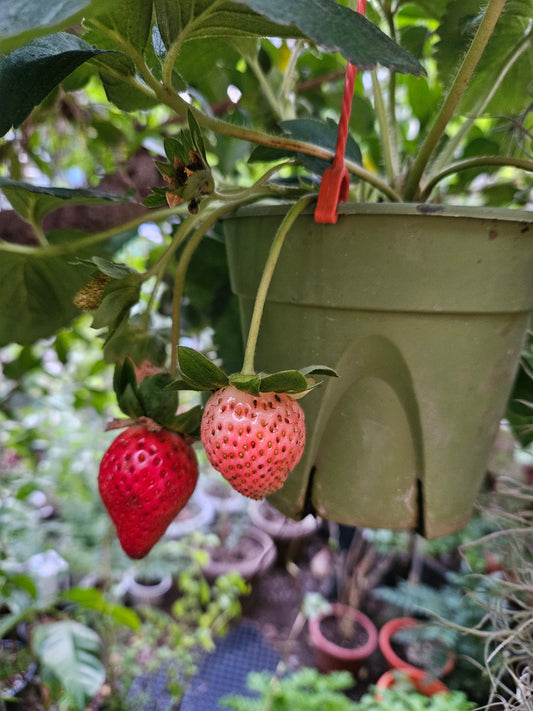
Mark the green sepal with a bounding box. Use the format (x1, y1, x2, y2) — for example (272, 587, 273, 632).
(91, 273, 142, 333)
(142, 189, 169, 208)
(228, 373, 261, 395)
(188, 110, 207, 163)
(103, 322, 167, 367)
(163, 136, 188, 165)
(76, 256, 136, 279)
(299, 365, 339, 378)
(177, 346, 229, 390)
(137, 373, 179, 426)
(155, 159, 177, 178)
(164, 378, 201, 392)
(258, 370, 309, 394)
(113, 360, 144, 419)
(164, 405, 203, 438)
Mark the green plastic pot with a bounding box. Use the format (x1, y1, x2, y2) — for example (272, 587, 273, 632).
(224, 202, 533, 538)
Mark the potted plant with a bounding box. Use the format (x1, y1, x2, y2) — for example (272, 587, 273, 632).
(0, 0, 531, 556)
(307, 528, 384, 676)
(308, 602, 379, 676)
(375, 669, 450, 698)
(378, 617, 455, 681)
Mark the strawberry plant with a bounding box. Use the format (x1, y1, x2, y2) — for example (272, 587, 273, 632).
(0, 0, 532, 551)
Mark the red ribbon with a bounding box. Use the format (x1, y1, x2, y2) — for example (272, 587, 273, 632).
(314, 0, 367, 223)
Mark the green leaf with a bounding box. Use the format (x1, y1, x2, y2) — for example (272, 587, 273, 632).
(91, 273, 142, 330)
(0, 246, 91, 347)
(259, 370, 309, 393)
(89, 257, 137, 279)
(32, 620, 106, 700)
(435, 0, 533, 115)
(0, 178, 130, 224)
(0, 0, 103, 52)
(235, 0, 425, 74)
(177, 346, 229, 390)
(154, 0, 306, 42)
(249, 118, 362, 175)
(98, 0, 153, 54)
(83, 27, 159, 111)
(103, 323, 167, 366)
(61, 587, 141, 630)
(154, 0, 183, 49)
(137, 373, 180, 425)
(0, 33, 106, 137)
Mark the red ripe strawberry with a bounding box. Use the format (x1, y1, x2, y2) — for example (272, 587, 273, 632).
(200, 385, 305, 499)
(98, 425, 198, 558)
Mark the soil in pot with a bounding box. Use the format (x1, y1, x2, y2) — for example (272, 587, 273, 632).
(309, 604, 378, 676)
(319, 614, 369, 650)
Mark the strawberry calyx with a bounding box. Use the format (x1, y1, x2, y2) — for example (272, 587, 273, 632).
(167, 346, 338, 397)
(112, 358, 202, 438)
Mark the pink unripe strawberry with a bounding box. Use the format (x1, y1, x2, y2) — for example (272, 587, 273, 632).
(200, 385, 305, 499)
(98, 425, 198, 558)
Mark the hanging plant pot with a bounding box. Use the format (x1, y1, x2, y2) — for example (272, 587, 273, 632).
(378, 617, 455, 680)
(224, 203, 533, 538)
(308, 603, 378, 675)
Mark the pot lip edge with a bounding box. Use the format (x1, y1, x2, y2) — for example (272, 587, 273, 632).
(222, 201, 533, 223)
(309, 604, 378, 659)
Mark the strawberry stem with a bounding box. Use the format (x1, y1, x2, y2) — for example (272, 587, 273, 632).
(241, 195, 316, 376)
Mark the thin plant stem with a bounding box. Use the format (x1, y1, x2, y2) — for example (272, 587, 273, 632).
(371, 69, 395, 183)
(0, 205, 186, 257)
(403, 0, 507, 201)
(89, 19, 401, 201)
(241, 195, 315, 376)
(420, 155, 533, 201)
(169, 191, 275, 375)
(429, 29, 533, 179)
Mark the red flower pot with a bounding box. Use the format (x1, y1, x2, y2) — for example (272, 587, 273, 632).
(308, 603, 378, 675)
(378, 617, 455, 678)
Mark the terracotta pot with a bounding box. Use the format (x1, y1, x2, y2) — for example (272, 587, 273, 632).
(378, 617, 455, 678)
(201, 526, 277, 583)
(375, 669, 449, 699)
(308, 603, 378, 675)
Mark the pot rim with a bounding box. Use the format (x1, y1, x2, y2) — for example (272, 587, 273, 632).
(223, 200, 533, 224)
(308, 603, 378, 661)
(375, 669, 449, 698)
(378, 616, 455, 678)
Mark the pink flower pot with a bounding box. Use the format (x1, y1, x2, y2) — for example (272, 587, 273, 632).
(308, 603, 378, 675)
